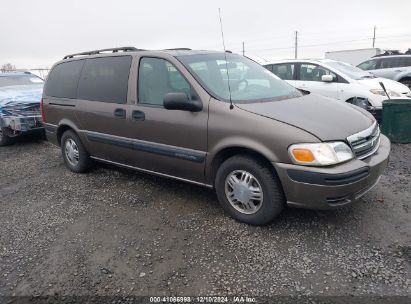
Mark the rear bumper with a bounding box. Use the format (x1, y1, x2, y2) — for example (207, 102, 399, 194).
(43, 123, 59, 145)
(273, 134, 390, 210)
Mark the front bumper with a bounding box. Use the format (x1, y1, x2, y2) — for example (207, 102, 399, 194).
(0, 115, 44, 136)
(273, 134, 390, 210)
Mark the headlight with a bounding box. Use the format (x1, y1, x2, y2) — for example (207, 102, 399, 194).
(288, 142, 354, 166)
(370, 89, 401, 97)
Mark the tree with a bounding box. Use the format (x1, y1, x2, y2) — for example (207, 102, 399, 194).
(1, 63, 16, 72)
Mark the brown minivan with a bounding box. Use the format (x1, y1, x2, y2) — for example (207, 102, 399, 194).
(42, 47, 390, 225)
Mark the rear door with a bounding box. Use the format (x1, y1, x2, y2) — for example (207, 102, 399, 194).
(74, 55, 135, 163)
(376, 57, 402, 79)
(293, 62, 339, 99)
(125, 56, 209, 183)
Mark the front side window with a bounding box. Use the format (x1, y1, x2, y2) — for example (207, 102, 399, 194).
(138, 57, 191, 106)
(45, 60, 84, 98)
(177, 53, 301, 103)
(357, 59, 377, 71)
(77, 56, 132, 103)
(299, 63, 337, 82)
(271, 63, 295, 80)
(380, 57, 401, 69)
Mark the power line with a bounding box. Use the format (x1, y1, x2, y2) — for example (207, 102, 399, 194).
(225, 25, 411, 46)
(243, 33, 411, 52)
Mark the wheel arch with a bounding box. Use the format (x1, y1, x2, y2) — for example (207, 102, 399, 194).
(207, 145, 279, 187)
(56, 119, 81, 146)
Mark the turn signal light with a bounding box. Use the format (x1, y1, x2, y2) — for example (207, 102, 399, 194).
(291, 149, 315, 163)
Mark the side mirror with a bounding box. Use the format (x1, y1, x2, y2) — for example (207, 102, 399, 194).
(163, 92, 203, 112)
(321, 75, 334, 82)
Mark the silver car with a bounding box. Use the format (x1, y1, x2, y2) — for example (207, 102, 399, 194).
(357, 55, 411, 89)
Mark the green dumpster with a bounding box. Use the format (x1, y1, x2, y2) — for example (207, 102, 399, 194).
(381, 99, 411, 143)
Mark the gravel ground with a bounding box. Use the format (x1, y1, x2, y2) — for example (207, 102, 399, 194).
(0, 136, 410, 300)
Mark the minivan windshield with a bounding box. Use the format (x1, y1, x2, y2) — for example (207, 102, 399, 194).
(177, 53, 302, 102)
(326, 61, 375, 80)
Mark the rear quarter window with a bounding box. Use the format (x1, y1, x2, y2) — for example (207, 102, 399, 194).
(77, 56, 132, 103)
(45, 60, 84, 98)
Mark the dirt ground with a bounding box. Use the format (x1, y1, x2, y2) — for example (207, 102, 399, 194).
(0, 137, 410, 301)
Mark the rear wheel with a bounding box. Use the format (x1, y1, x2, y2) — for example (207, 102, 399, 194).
(215, 155, 285, 225)
(0, 128, 14, 146)
(61, 130, 92, 173)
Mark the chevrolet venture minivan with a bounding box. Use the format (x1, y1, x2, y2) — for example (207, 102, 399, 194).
(42, 47, 390, 225)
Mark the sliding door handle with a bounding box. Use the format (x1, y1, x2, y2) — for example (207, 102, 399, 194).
(132, 110, 145, 121)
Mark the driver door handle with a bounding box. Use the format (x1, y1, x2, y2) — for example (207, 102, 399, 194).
(132, 110, 145, 121)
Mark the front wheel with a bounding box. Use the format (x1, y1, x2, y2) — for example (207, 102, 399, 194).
(215, 155, 285, 225)
(61, 130, 92, 173)
(0, 128, 14, 146)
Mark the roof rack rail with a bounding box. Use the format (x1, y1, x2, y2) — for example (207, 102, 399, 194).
(63, 47, 143, 59)
(164, 48, 192, 51)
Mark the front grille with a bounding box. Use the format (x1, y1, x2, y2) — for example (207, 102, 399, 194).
(347, 122, 380, 160)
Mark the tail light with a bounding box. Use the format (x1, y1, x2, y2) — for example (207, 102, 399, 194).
(40, 98, 46, 122)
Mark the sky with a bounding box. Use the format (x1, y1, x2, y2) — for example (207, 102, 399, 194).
(1, 0, 411, 69)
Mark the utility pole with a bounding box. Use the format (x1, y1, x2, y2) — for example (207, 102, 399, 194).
(242, 41, 245, 56)
(372, 26, 376, 48)
(294, 31, 298, 59)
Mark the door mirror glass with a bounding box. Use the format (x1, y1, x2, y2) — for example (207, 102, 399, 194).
(321, 74, 334, 82)
(164, 92, 202, 112)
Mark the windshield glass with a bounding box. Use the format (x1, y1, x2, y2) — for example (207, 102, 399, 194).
(0, 75, 44, 88)
(177, 53, 302, 102)
(326, 61, 375, 80)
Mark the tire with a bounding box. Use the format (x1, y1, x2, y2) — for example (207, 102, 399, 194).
(215, 155, 285, 225)
(0, 128, 14, 146)
(399, 79, 411, 89)
(61, 130, 92, 173)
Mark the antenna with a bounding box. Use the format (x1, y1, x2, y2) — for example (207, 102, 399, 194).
(218, 8, 234, 110)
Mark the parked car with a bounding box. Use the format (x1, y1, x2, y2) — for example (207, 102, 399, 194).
(42, 47, 390, 225)
(0, 71, 44, 146)
(357, 54, 411, 89)
(263, 59, 411, 121)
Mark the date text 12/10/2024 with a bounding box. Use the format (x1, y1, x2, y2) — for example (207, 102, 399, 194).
(149, 296, 257, 303)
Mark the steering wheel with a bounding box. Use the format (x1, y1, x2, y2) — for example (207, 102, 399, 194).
(237, 79, 249, 91)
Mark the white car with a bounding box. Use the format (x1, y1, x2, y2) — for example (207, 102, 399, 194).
(263, 59, 411, 120)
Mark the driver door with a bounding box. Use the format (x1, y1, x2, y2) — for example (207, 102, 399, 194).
(125, 56, 209, 183)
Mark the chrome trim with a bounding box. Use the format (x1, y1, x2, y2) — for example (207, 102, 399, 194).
(347, 121, 380, 160)
(347, 121, 378, 144)
(90, 156, 214, 189)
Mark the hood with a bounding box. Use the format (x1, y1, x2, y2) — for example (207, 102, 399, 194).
(0, 84, 43, 106)
(236, 93, 375, 141)
(357, 77, 411, 95)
